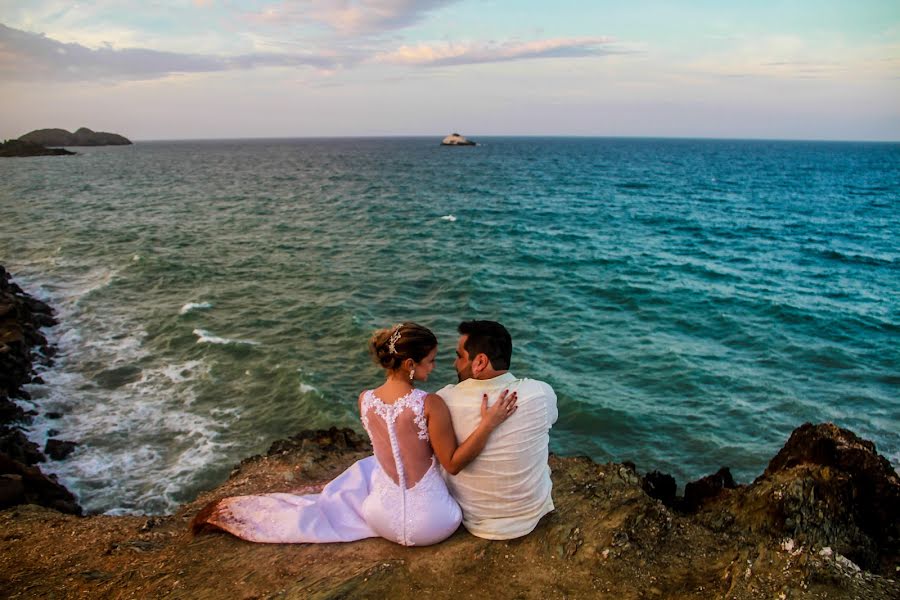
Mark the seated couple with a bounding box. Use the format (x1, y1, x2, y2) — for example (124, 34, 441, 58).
(194, 320, 558, 545)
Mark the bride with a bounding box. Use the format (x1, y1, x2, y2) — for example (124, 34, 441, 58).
(193, 322, 517, 546)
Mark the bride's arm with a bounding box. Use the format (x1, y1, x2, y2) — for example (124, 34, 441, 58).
(425, 390, 517, 475)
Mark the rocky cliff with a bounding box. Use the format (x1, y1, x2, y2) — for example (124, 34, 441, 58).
(18, 127, 132, 147)
(0, 422, 896, 599)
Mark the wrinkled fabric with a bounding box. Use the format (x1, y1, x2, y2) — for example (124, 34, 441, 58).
(200, 388, 462, 546)
(202, 456, 380, 543)
(438, 373, 558, 540)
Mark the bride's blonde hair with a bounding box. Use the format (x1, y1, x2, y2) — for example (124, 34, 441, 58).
(369, 322, 437, 370)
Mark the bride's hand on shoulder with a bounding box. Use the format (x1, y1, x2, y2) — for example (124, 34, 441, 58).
(482, 389, 518, 430)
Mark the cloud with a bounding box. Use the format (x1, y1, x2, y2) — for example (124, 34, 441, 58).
(375, 37, 619, 67)
(0, 23, 339, 81)
(245, 0, 458, 35)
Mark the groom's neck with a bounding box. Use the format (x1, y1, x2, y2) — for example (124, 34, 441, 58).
(474, 368, 508, 381)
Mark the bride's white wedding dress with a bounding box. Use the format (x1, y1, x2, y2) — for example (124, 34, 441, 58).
(195, 388, 462, 546)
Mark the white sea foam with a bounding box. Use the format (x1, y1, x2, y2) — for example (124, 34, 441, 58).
(23, 357, 230, 515)
(193, 328, 260, 346)
(161, 360, 208, 384)
(179, 301, 213, 315)
(10, 266, 239, 514)
(440, 214, 457, 222)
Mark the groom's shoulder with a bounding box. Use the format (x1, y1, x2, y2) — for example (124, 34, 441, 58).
(517, 377, 556, 397)
(436, 382, 458, 396)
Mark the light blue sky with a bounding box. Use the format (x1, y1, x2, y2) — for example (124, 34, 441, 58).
(1, 1, 898, 140)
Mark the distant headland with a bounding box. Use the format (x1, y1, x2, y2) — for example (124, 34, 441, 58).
(0, 140, 75, 158)
(18, 127, 132, 147)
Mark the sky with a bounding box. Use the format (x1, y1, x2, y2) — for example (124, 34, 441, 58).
(1, 1, 899, 141)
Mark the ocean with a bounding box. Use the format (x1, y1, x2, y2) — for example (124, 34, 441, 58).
(1, 137, 897, 515)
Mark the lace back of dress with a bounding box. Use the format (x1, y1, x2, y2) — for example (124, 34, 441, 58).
(361, 389, 434, 490)
(361, 389, 435, 546)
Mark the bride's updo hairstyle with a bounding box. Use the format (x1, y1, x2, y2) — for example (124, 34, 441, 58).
(369, 322, 437, 371)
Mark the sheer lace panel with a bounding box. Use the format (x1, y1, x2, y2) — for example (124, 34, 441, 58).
(360, 389, 434, 490)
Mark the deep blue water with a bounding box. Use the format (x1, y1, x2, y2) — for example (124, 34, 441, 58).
(1, 137, 898, 514)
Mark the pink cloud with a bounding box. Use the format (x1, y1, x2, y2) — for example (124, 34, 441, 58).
(375, 37, 619, 67)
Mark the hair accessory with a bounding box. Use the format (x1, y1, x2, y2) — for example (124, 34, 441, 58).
(387, 327, 402, 355)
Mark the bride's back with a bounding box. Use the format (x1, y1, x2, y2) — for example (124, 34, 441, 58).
(361, 389, 434, 489)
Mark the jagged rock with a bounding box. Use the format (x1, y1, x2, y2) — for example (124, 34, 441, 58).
(0, 453, 80, 515)
(641, 470, 677, 505)
(0, 429, 44, 465)
(763, 423, 900, 537)
(682, 466, 737, 512)
(18, 127, 131, 147)
(44, 439, 78, 461)
(712, 423, 899, 574)
(0, 398, 26, 423)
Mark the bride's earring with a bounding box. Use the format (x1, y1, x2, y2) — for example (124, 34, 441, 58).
(409, 368, 415, 382)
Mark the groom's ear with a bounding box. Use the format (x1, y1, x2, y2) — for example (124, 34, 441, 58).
(472, 353, 490, 376)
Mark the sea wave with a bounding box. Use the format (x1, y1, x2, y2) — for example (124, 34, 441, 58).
(23, 353, 227, 514)
(179, 301, 213, 315)
(193, 328, 260, 346)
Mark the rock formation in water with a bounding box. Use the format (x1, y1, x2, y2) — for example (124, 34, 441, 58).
(441, 133, 476, 146)
(18, 127, 132, 147)
(0, 140, 75, 157)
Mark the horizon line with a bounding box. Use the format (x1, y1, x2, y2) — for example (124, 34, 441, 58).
(125, 134, 900, 144)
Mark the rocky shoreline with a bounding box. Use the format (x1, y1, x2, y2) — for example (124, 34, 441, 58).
(0, 266, 80, 515)
(0, 266, 897, 598)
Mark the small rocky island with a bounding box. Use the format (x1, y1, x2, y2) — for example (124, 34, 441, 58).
(441, 132, 476, 146)
(18, 127, 132, 147)
(0, 140, 75, 158)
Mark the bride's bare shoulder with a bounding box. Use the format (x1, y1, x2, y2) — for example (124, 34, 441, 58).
(424, 393, 449, 415)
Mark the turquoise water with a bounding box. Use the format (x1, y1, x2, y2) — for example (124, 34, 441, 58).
(1, 137, 898, 515)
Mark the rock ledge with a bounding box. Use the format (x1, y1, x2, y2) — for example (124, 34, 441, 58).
(1, 423, 897, 599)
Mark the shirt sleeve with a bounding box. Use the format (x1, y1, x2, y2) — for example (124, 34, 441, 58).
(541, 381, 558, 426)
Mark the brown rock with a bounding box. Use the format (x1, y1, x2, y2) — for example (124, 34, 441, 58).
(1, 425, 898, 599)
(45, 439, 78, 461)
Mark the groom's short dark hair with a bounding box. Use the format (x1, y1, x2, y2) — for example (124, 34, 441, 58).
(458, 320, 512, 371)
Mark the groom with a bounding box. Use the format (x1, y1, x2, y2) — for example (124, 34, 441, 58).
(437, 320, 558, 540)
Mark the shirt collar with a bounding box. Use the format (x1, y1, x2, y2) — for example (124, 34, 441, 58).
(455, 372, 517, 389)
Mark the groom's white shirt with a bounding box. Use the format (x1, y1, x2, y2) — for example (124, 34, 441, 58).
(437, 372, 558, 540)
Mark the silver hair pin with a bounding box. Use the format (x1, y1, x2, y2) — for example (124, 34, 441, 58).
(387, 328, 402, 355)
